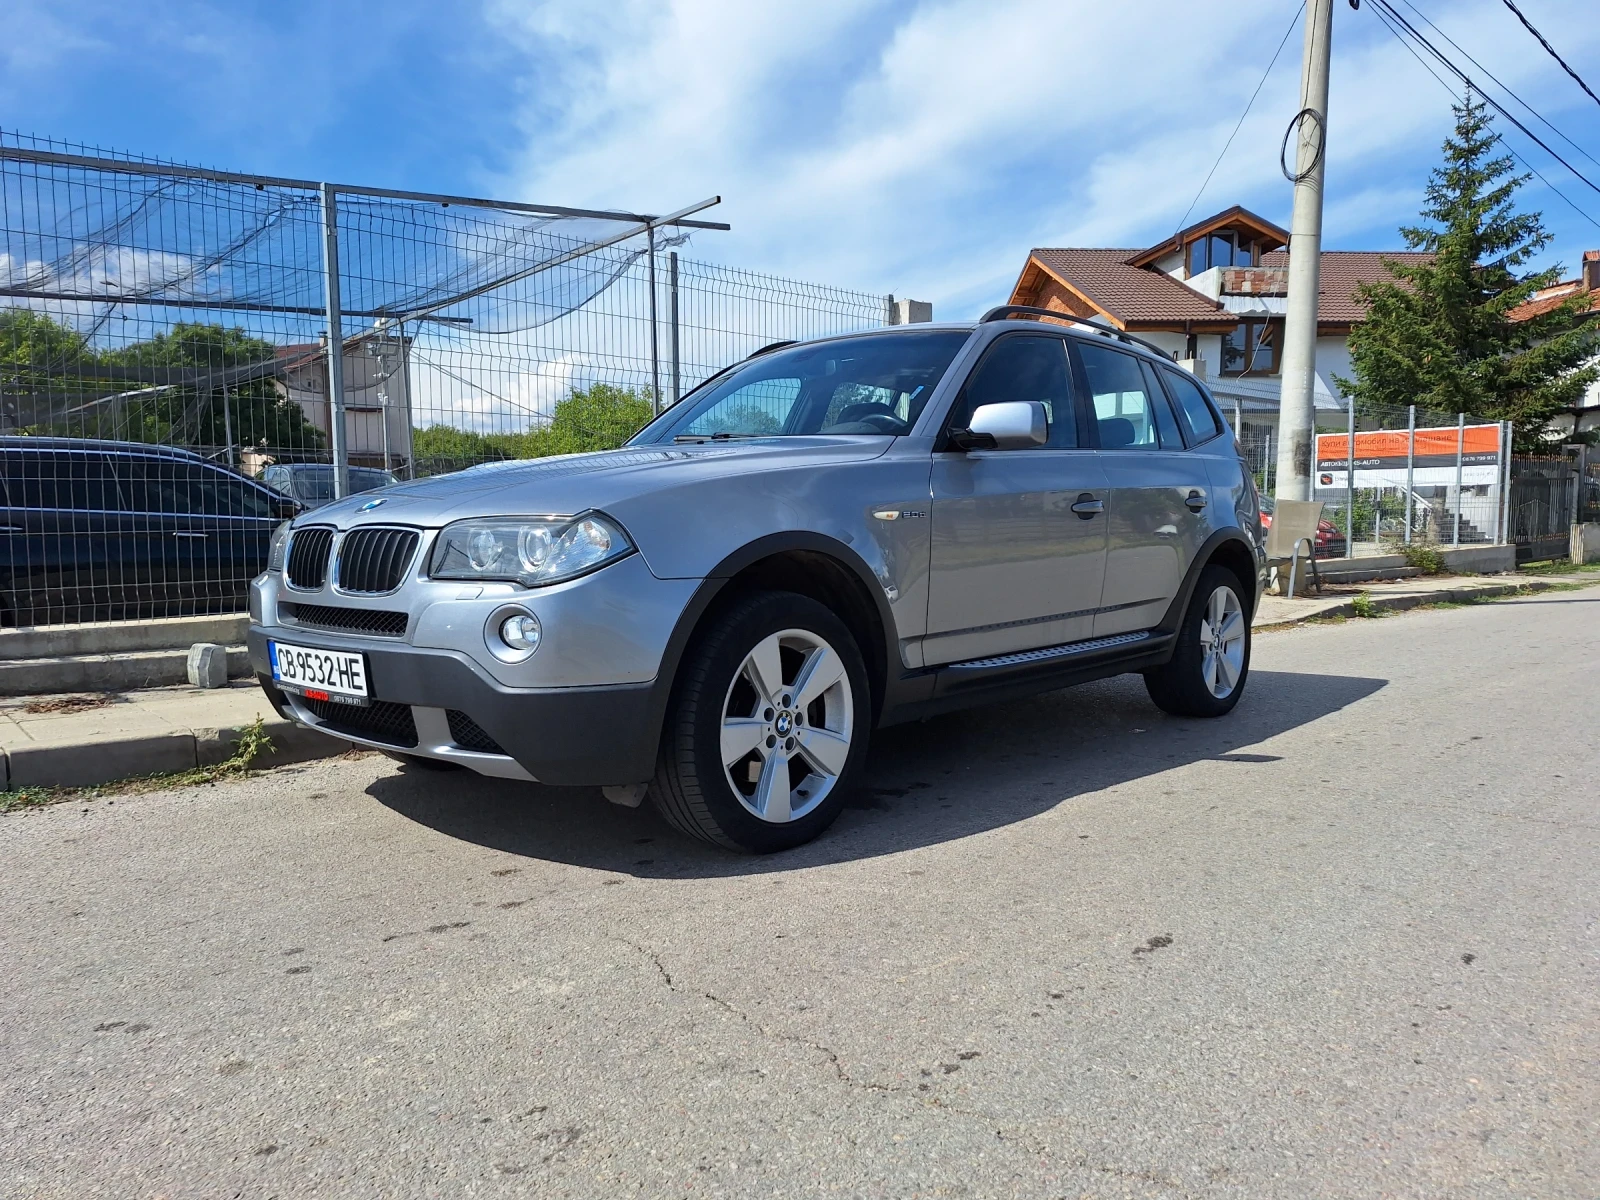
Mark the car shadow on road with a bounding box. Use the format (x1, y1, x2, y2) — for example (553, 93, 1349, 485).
(369, 668, 1385, 877)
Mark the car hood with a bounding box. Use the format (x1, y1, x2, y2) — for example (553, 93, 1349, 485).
(308, 437, 894, 528)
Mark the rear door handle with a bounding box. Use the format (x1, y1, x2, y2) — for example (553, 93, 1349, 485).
(1185, 490, 1208, 512)
(1070, 494, 1104, 518)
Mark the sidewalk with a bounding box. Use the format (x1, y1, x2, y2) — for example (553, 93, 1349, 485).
(1252, 570, 1588, 627)
(2, 571, 1594, 794)
(0, 681, 342, 790)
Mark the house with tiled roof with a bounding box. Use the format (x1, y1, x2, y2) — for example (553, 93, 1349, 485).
(1510, 249, 1600, 438)
(1007, 206, 1428, 432)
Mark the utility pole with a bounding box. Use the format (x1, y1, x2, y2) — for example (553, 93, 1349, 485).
(1274, 0, 1334, 502)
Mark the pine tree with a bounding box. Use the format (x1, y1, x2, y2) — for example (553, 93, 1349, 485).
(1338, 94, 1598, 448)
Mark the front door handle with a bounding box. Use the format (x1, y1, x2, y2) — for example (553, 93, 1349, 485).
(1185, 490, 1208, 512)
(173, 531, 209, 539)
(1070, 494, 1104, 518)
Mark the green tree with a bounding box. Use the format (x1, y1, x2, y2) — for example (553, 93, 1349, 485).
(1338, 95, 1599, 448)
(527, 382, 655, 455)
(0, 308, 102, 430)
(410, 383, 656, 475)
(103, 323, 323, 453)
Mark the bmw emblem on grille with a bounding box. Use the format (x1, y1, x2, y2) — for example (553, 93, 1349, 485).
(357, 498, 388, 512)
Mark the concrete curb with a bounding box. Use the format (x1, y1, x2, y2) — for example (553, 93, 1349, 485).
(1260, 578, 1554, 629)
(0, 646, 252, 698)
(3, 715, 345, 791)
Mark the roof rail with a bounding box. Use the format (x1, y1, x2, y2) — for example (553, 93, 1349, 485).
(746, 339, 798, 360)
(978, 306, 1176, 359)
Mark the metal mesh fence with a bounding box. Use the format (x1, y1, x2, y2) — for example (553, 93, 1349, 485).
(1237, 401, 1513, 556)
(0, 132, 886, 626)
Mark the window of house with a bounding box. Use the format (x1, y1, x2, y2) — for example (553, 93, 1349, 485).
(1220, 320, 1280, 376)
(1185, 230, 1259, 275)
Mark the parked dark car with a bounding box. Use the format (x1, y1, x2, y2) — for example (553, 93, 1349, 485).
(262, 463, 397, 509)
(0, 437, 297, 626)
(1258, 493, 1347, 558)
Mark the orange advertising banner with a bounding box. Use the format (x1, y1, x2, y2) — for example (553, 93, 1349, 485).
(1314, 424, 1503, 489)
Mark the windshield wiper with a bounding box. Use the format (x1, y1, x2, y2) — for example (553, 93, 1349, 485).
(672, 431, 765, 443)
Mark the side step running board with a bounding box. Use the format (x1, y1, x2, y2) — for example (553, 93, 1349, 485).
(947, 630, 1154, 673)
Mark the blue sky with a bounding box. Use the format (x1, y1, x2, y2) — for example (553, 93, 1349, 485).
(6, 0, 1599, 319)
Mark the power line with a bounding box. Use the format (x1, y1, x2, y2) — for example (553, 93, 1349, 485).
(1499, 0, 1600, 110)
(1173, 2, 1304, 239)
(1394, 0, 1600, 174)
(1368, 2, 1600, 231)
(1367, 0, 1600, 199)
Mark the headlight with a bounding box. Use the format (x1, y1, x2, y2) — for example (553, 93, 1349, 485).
(429, 513, 634, 586)
(267, 521, 292, 572)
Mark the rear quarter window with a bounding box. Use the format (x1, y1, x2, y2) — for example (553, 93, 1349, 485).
(1161, 368, 1224, 444)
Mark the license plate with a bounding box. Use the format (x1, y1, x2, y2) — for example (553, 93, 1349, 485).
(269, 640, 369, 704)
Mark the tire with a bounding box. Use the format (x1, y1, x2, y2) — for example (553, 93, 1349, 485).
(652, 590, 871, 852)
(1144, 565, 1251, 718)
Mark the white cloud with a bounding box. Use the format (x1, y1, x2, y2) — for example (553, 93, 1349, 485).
(489, 0, 1600, 318)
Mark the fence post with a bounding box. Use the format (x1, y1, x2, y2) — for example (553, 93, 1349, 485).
(647, 225, 661, 415)
(221, 379, 236, 470)
(1345, 401, 1355, 557)
(1498, 421, 1514, 545)
(1453, 412, 1464, 545)
(397, 319, 415, 479)
(1404, 403, 1416, 545)
(319, 182, 349, 499)
(669, 251, 681, 407)
(1233, 400, 1242, 441)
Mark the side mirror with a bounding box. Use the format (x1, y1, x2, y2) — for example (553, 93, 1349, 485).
(952, 401, 1047, 451)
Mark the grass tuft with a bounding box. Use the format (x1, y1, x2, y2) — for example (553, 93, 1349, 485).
(0, 717, 275, 815)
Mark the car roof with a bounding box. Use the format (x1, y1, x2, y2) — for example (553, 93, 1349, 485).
(765, 318, 1180, 370)
(0, 436, 207, 461)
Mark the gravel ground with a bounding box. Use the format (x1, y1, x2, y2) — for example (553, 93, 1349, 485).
(2, 586, 1596, 1199)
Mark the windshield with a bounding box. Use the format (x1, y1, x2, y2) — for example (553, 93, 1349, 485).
(291, 467, 395, 503)
(634, 330, 972, 443)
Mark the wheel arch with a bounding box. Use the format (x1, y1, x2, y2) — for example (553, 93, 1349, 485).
(1158, 531, 1263, 635)
(640, 534, 899, 763)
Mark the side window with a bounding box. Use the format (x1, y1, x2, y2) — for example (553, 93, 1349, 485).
(1138, 361, 1186, 448)
(949, 335, 1075, 448)
(60, 454, 123, 510)
(116, 458, 193, 514)
(0, 451, 58, 508)
(682, 377, 802, 436)
(0, 452, 121, 509)
(216, 475, 275, 518)
(1078, 343, 1165, 450)
(1161, 367, 1224, 444)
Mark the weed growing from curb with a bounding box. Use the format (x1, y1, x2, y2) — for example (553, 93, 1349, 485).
(1350, 592, 1383, 618)
(0, 717, 274, 814)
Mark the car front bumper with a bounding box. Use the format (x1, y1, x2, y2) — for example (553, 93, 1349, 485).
(249, 628, 661, 785)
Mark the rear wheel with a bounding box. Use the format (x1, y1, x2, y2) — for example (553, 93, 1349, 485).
(1144, 565, 1250, 717)
(653, 591, 870, 852)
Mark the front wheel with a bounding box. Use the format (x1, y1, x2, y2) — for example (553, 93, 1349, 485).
(1144, 565, 1251, 718)
(652, 591, 871, 852)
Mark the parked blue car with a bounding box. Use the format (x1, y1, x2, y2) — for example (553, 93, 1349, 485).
(0, 437, 297, 626)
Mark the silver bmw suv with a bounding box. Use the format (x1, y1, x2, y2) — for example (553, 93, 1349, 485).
(250, 308, 1265, 852)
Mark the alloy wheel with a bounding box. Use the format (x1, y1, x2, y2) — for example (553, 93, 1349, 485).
(1199, 585, 1246, 699)
(719, 628, 854, 823)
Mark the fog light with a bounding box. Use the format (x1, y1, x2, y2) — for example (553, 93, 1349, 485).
(500, 613, 542, 653)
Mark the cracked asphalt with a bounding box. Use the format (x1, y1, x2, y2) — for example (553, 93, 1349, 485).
(2, 585, 1597, 1198)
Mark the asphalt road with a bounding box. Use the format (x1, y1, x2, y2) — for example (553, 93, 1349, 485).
(3, 586, 1597, 1199)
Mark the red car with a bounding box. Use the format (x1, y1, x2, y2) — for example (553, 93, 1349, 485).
(1258, 494, 1347, 558)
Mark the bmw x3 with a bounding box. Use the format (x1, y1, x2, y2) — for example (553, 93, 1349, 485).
(251, 308, 1266, 852)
